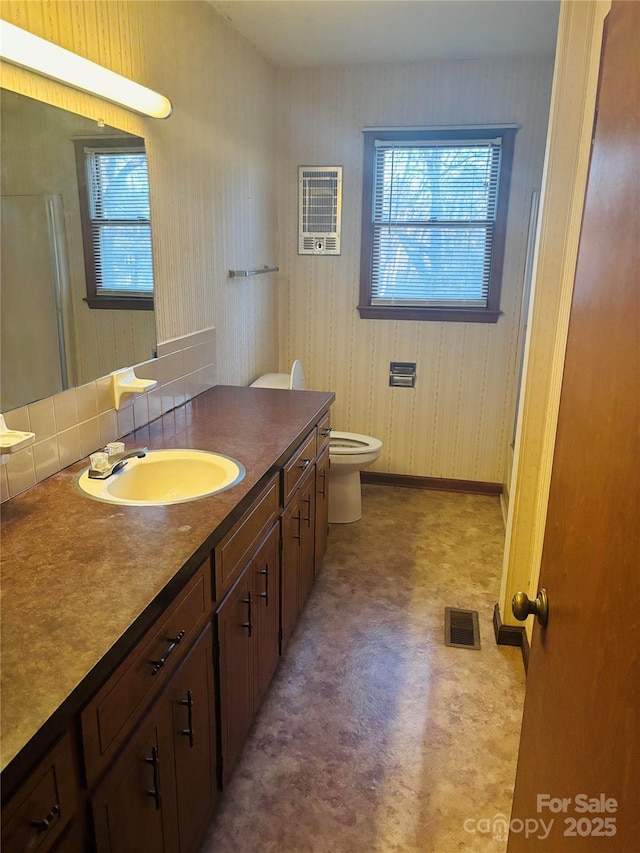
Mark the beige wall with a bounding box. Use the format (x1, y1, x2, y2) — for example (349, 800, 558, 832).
(0, 0, 559, 506)
(1, 0, 279, 386)
(276, 56, 554, 483)
(0, 0, 279, 500)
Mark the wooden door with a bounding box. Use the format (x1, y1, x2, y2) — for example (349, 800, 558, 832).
(280, 497, 302, 652)
(92, 706, 178, 853)
(168, 625, 217, 853)
(508, 3, 639, 850)
(315, 448, 330, 574)
(215, 572, 254, 787)
(298, 468, 317, 610)
(252, 524, 281, 706)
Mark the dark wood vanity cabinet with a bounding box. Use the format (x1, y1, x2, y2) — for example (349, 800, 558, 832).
(92, 698, 177, 853)
(84, 563, 216, 853)
(215, 522, 280, 786)
(166, 626, 217, 851)
(81, 566, 211, 790)
(252, 524, 281, 707)
(314, 447, 330, 574)
(281, 464, 317, 653)
(1, 394, 334, 853)
(1, 733, 79, 853)
(92, 624, 217, 853)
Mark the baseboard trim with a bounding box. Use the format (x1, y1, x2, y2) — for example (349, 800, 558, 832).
(361, 472, 503, 496)
(493, 603, 529, 673)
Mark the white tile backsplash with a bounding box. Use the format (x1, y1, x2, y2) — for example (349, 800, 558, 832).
(33, 437, 60, 483)
(5, 447, 36, 495)
(57, 426, 82, 468)
(147, 387, 164, 423)
(53, 389, 78, 432)
(28, 398, 56, 440)
(3, 406, 30, 432)
(1, 328, 217, 501)
(76, 382, 98, 422)
(78, 418, 102, 460)
(96, 376, 114, 414)
(117, 405, 135, 439)
(98, 410, 119, 447)
(133, 395, 150, 430)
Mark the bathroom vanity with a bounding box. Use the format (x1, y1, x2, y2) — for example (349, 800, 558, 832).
(0, 385, 334, 853)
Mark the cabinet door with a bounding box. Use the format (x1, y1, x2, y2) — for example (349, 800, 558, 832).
(252, 524, 280, 706)
(215, 572, 254, 787)
(167, 625, 217, 853)
(92, 706, 178, 853)
(298, 468, 316, 611)
(280, 498, 302, 653)
(1, 734, 78, 853)
(315, 448, 330, 574)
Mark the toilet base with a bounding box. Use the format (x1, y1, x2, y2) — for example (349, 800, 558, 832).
(328, 468, 363, 524)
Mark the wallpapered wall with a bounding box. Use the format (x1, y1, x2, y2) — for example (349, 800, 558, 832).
(276, 57, 554, 483)
(1, 0, 555, 490)
(1, 0, 279, 387)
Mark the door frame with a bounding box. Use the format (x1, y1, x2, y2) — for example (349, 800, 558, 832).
(499, 0, 612, 638)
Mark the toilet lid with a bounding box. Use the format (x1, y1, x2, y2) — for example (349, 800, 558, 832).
(329, 431, 382, 455)
(290, 359, 306, 390)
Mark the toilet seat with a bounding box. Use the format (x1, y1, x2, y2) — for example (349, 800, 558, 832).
(329, 431, 382, 455)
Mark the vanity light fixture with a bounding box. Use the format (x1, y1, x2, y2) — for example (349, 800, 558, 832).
(0, 21, 172, 119)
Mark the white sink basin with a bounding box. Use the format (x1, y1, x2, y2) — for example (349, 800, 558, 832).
(76, 449, 245, 506)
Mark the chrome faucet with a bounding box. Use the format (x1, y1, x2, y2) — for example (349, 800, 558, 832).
(88, 447, 148, 479)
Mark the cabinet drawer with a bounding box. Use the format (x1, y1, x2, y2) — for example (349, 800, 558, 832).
(82, 563, 211, 788)
(1, 733, 77, 853)
(282, 430, 317, 505)
(317, 411, 332, 456)
(214, 476, 279, 602)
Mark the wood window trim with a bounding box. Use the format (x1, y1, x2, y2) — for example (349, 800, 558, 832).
(358, 127, 517, 323)
(83, 295, 154, 311)
(73, 136, 154, 312)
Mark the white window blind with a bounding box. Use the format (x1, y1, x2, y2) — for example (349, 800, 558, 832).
(85, 147, 153, 296)
(371, 138, 502, 307)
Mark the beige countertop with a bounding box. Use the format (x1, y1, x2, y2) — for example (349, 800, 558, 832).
(0, 385, 333, 784)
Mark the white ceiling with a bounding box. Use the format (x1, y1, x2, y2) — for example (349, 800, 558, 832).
(209, 0, 560, 68)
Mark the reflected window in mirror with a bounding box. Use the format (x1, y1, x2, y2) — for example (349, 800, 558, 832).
(74, 137, 154, 311)
(1, 90, 157, 409)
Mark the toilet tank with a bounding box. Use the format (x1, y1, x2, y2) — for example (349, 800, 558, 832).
(250, 372, 290, 389)
(250, 360, 306, 390)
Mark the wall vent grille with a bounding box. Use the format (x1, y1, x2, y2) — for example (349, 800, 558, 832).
(298, 166, 342, 255)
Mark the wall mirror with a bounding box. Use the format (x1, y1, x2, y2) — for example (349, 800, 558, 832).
(0, 89, 157, 412)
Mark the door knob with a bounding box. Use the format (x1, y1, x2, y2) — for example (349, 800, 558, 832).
(512, 588, 549, 627)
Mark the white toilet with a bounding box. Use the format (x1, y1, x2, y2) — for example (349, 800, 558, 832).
(327, 430, 382, 523)
(250, 361, 382, 523)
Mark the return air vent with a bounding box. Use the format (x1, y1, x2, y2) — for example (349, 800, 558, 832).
(444, 607, 481, 650)
(298, 166, 342, 255)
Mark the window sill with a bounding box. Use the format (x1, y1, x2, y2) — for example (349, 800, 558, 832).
(84, 296, 154, 311)
(357, 305, 502, 323)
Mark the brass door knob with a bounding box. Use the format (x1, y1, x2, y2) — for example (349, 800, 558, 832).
(512, 588, 549, 627)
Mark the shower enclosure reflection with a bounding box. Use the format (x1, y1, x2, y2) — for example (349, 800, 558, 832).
(0, 89, 156, 412)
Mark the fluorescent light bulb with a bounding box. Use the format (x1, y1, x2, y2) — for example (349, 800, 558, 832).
(0, 21, 172, 119)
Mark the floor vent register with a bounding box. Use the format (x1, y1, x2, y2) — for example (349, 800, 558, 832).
(444, 607, 481, 650)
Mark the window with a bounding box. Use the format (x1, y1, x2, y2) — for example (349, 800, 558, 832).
(74, 137, 154, 310)
(358, 128, 516, 322)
